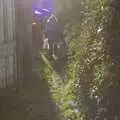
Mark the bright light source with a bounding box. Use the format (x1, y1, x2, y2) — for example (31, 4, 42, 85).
(95, 95, 98, 99)
(32, 22, 36, 25)
(34, 10, 42, 15)
(42, 9, 50, 12)
(97, 27, 102, 33)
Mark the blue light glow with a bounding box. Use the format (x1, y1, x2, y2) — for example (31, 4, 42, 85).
(42, 9, 50, 12)
(34, 8, 52, 17)
(34, 10, 42, 15)
(41, 0, 53, 11)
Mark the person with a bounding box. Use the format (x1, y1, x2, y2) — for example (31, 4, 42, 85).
(44, 15, 64, 60)
(34, 8, 65, 60)
(43, 33, 49, 50)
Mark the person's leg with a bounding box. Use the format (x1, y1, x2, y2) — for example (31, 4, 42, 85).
(48, 39, 53, 59)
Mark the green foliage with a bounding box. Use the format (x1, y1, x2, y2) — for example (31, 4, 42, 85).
(55, 0, 110, 119)
(40, 51, 78, 119)
(38, 0, 113, 119)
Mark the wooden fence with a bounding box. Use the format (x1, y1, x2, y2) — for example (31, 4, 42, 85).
(0, 0, 32, 88)
(0, 0, 16, 88)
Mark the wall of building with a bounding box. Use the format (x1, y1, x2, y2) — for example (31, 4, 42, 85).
(0, 0, 16, 88)
(0, 0, 33, 88)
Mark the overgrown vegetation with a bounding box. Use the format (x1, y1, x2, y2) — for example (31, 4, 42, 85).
(39, 0, 120, 119)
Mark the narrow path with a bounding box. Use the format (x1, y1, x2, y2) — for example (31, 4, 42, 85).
(0, 57, 59, 120)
